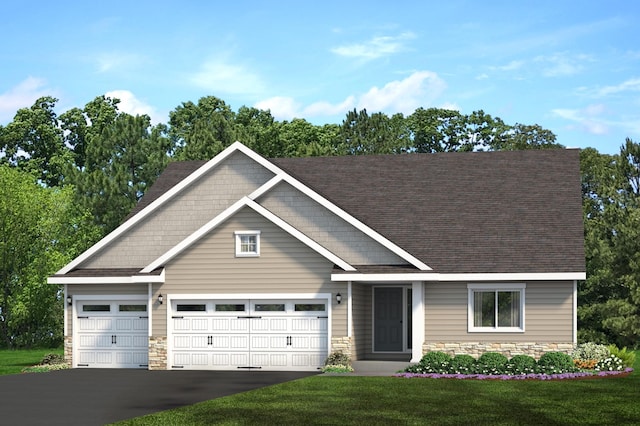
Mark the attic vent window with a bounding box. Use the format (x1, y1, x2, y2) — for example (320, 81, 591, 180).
(235, 231, 261, 257)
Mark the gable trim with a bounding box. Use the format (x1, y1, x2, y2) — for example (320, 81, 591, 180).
(142, 197, 356, 273)
(48, 269, 166, 284)
(56, 142, 282, 275)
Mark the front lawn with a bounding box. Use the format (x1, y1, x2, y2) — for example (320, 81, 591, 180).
(0, 348, 64, 375)
(114, 352, 640, 425)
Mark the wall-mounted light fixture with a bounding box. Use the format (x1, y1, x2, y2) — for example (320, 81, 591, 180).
(158, 294, 163, 305)
(66, 295, 72, 306)
(336, 293, 342, 304)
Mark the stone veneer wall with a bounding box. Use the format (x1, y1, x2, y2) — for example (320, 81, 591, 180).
(149, 336, 167, 370)
(423, 342, 576, 360)
(64, 336, 73, 368)
(331, 336, 352, 359)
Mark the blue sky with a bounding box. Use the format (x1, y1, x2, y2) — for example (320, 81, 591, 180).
(1, 0, 638, 154)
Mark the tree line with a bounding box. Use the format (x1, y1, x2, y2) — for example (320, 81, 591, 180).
(0, 94, 638, 348)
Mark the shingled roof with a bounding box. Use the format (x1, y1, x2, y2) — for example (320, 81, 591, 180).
(127, 149, 585, 275)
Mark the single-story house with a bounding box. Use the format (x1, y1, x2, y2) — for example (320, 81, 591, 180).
(49, 142, 586, 371)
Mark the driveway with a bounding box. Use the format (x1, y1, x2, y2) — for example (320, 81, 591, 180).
(0, 369, 316, 425)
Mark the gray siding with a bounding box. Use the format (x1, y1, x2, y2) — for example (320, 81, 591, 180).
(82, 151, 275, 269)
(155, 207, 346, 336)
(424, 281, 574, 343)
(350, 283, 370, 360)
(258, 182, 408, 265)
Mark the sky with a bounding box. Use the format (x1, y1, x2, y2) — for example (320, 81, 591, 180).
(1, 0, 639, 154)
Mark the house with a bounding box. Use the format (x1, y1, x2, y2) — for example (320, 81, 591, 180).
(48, 142, 586, 371)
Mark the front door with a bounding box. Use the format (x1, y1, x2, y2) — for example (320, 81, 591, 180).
(374, 287, 404, 352)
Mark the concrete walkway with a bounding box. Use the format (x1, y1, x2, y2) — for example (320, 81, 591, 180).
(350, 361, 410, 376)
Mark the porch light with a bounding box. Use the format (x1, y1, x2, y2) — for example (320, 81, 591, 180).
(336, 293, 342, 304)
(158, 294, 163, 305)
(66, 295, 72, 306)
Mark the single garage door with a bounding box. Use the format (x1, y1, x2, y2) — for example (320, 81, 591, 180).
(170, 298, 328, 371)
(75, 300, 148, 368)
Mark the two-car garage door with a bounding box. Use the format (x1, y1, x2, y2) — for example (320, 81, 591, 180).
(170, 299, 328, 371)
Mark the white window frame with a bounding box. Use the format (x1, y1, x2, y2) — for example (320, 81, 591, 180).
(234, 231, 260, 257)
(467, 283, 526, 333)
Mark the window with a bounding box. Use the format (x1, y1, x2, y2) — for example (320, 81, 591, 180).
(176, 304, 206, 312)
(119, 304, 147, 312)
(254, 303, 285, 312)
(294, 303, 326, 312)
(215, 304, 245, 312)
(235, 231, 260, 257)
(467, 284, 525, 332)
(82, 304, 110, 312)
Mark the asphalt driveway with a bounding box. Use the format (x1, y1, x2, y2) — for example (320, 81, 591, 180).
(0, 369, 316, 425)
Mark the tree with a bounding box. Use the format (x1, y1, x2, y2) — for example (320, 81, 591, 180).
(339, 108, 405, 154)
(0, 166, 99, 348)
(0, 96, 68, 186)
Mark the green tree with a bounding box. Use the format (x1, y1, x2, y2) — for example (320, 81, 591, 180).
(0, 96, 68, 186)
(0, 166, 99, 348)
(339, 109, 405, 154)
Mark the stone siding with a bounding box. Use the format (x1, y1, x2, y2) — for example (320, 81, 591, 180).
(64, 336, 73, 368)
(149, 336, 167, 370)
(423, 342, 575, 360)
(331, 336, 353, 359)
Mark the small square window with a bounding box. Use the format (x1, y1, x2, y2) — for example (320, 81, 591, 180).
(235, 231, 260, 257)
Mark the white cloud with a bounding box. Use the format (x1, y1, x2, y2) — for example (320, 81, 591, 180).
(491, 60, 524, 72)
(105, 90, 163, 124)
(552, 104, 609, 135)
(534, 53, 592, 77)
(0, 77, 52, 123)
(595, 78, 640, 97)
(94, 52, 145, 73)
(331, 32, 416, 60)
(357, 71, 447, 114)
(255, 71, 448, 121)
(190, 59, 265, 95)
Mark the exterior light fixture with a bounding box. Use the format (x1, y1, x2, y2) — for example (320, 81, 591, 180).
(158, 294, 163, 305)
(336, 293, 342, 304)
(66, 295, 72, 306)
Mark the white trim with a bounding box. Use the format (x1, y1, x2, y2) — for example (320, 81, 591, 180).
(573, 280, 578, 345)
(467, 283, 526, 333)
(411, 281, 424, 363)
(47, 269, 165, 285)
(347, 281, 352, 338)
(56, 142, 283, 275)
(142, 197, 356, 272)
(331, 272, 586, 282)
(64, 284, 69, 337)
(148, 283, 153, 337)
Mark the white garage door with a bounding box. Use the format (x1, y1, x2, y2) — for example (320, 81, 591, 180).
(170, 299, 328, 371)
(75, 300, 148, 368)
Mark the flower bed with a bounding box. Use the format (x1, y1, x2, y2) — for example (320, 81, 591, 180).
(395, 368, 633, 381)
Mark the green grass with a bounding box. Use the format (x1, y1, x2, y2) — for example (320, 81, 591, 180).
(114, 353, 640, 426)
(0, 348, 64, 375)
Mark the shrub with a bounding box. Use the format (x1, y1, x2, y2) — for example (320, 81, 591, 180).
(404, 351, 452, 374)
(41, 353, 64, 365)
(608, 345, 636, 368)
(536, 352, 576, 374)
(571, 342, 610, 362)
(324, 351, 351, 367)
(473, 352, 508, 375)
(505, 354, 537, 375)
(449, 354, 476, 374)
(573, 359, 598, 370)
(595, 355, 625, 372)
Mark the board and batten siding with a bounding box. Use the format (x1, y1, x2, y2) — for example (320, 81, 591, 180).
(258, 182, 408, 265)
(424, 281, 574, 343)
(154, 207, 347, 336)
(66, 284, 148, 336)
(82, 151, 275, 269)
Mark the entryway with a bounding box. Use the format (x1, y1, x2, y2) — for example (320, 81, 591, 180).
(373, 286, 412, 354)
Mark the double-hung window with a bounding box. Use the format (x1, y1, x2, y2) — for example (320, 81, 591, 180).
(467, 284, 525, 332)
(235, 231, 260, 257)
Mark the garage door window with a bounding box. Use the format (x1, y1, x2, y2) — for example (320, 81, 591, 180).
(255, 303, 285, 312)
(215, 304, 246, 312)
(295, 303, 326, 312)
(177, 304, 207, 312)
(119, 304, 147, 312)
(83, 304, 111, 312)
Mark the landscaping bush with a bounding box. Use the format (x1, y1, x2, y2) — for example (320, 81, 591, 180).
(41, 353, 64, 365)
(536, 352, 576, 374)
(505, 354, 537, 375)
(473, 352, 508, 375)
(571, 342, 610, 362)
(449, 354, 476, 374)
(322, 351, 353, 373)
(595, 354, 625, 372)
(608, 345, 636, 368)
(404, 351, 452, 374)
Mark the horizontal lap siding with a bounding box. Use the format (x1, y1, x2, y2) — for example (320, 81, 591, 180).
(82, 152, 274, 269)
(424, 281, 573, 343)
(156, 208, 345, 336)
(351, 283, 370, 360)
